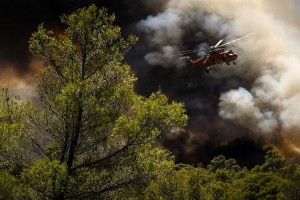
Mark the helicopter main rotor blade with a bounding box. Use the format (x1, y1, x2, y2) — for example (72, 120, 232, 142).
(179, 50, 199, 54)
(218, 33, 254, 48)
(179, 49, 206, 53)
(175, 49, 207, 56)
(179, 56, 190, 59)
(214, 39, 223, 48)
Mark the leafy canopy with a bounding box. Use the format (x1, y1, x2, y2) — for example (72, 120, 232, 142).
(0, 5, 187, 199)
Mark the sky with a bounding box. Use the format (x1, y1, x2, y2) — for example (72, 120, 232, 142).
(1, 0, 300, 167)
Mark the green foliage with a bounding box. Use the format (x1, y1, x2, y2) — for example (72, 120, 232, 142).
(0, 89, 33, 171)
(0, 4, 188, 199)
(22, 159, 68, 199)
(145, 166, 212, 200)
(0, 170, 20, 199)
(114, 91, 187, 145)
(281, 163, 300, 200)
(1, 4, 300, 200)
(224, 172, 287, 200)
(208, 155, 241, 173)
(144, 152, 295, 200)
(208, 155, 242, 183)
(252, 149, 284, 173)
(261, 149, 284, 172)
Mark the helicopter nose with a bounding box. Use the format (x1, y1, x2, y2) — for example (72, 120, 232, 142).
(229, 52, 238, 58)
(227, 52, 238, 60)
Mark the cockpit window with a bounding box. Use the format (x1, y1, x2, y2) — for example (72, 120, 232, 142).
(227, 50, 234, 56)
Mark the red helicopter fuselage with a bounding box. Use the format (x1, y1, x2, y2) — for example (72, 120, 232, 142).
(186, 49, 238, 67)
(180, 33, 254, 73)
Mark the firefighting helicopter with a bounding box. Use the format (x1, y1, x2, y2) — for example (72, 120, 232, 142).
(179, 33, 254, 73)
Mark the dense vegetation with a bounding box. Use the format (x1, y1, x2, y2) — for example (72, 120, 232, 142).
(0, 5, 299, 200)
(141, 149, 300, 200)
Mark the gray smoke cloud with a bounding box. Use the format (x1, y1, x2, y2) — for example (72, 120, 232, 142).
(1, 0, 299, 164)
(136, 0, 300, 160)
(0, 58, 41, 102)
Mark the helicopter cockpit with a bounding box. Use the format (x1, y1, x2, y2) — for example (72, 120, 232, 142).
(226, 50, 236, 57)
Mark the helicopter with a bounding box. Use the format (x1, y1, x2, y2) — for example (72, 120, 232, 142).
(179, 33, 254, 73)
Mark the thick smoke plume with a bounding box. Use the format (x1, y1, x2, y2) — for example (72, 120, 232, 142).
(0, 0, 109, 101)
(2, 0, 300, 166)
(0, 0, 164, 100)
(135, 0, 300, 164)
(0, 59, 41, 102)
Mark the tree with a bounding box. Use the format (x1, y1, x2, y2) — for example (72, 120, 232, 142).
(144, 166, 212, 200)
(142, 148, 295, 200)
(207, 155, 242, 183)
(208, 155, 241, 173)
(0, 89, 34, 199)
(252, 149, 284, 173)
(224, 172, 287, 200)
(261, 149, 284, 172)
(0, 89, 33, 172)
(281, 163, 300, 200)
(1, 5, 187, 199)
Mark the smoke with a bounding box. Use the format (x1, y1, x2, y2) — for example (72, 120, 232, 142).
(2, 0, 300, 165)
(219, 87, 278, 134)
(0, 58, 42, 102)
(0, 0, 114, 101)
(135, 0, 300, 164)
